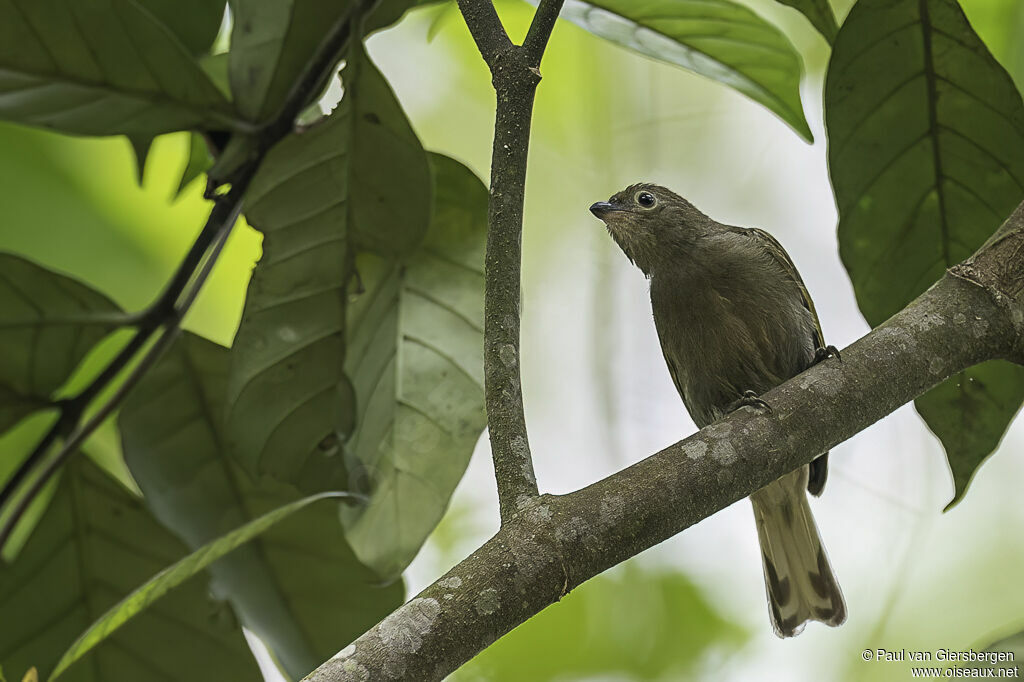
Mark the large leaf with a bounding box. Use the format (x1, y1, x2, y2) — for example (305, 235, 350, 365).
(50, 490, 344, 681)
(340, 153, 486, 579)
(917, 362, 1024, 510)
(0, 0, 237, 137)
(174, 132, 214, 198)
(556, 0, 812, 141)
(366, 0, 442, 33)
(142, 0, 227, 56)
(225, 44, 430, 488)
(226, 0, 424, 121)
(120, 333, 403, 680)
(227, 0, 350, 121)
(773, 0, 837, 43)
(0, 254, 120, 435)
(0, 458, 260, 682)
(825, 0, 1024, 507)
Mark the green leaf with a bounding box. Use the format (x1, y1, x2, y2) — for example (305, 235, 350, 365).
(0, 458, 260, 682)
(825, 0, 1024, 507)
(366, 0, 441, 33)
(0, 254, 120, 435)
(773, 0, 837, 43)
(0, 0, 238, 136)
(226, 0, 427, 121)
(917, 361, 1024, 510)
(453, 565, 747, 681)
(120, 333, 403, 680)
(226, 0, 348, 121)
(556, 0, 812, 141)
(225, 45, 430, 488)
(175, 132, 213, 198)
(50, 486, 347, 681)
(141, 0, 227, 56)
(199, 52, 231, 99)
(340, 153, 486, 579)
(125, 134, 153, 187)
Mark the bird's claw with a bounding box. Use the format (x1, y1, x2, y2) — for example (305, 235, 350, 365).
(813, 344, 841, 364)
(730, 390, 772, 414)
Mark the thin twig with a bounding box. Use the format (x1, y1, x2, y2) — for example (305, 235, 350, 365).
(0, 186, 241, 525)
(0, 2, 377, 549)
(523, 0, 564, 65)
(0, 185, 247, 546)
(457, 0, 564, 521)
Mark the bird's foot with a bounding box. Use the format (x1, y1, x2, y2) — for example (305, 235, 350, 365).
(813, 344, 841, 365)
(729, 390, 772, 414)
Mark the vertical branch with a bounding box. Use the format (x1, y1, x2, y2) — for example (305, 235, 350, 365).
(456, 0, 564, 521)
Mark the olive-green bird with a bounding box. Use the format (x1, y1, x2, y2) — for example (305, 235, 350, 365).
(591, 183, 846, 637)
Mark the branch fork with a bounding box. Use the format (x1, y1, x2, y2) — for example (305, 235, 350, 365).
(455, 0, 566, 522)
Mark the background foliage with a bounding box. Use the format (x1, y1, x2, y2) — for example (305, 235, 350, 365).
(1, 0, 1023, 680)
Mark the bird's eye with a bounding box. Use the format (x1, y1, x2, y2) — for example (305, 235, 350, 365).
(636, 191, 656, 208)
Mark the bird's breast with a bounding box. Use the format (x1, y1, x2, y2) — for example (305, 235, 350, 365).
(650, 271, 813, 427)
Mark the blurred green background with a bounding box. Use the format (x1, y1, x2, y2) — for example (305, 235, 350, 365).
(2, 0, 1024, 679)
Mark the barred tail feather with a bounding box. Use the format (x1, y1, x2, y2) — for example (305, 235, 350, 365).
(750, 467, 846, 637)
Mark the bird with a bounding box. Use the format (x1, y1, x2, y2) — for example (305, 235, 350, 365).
(590, 183, 846, 637)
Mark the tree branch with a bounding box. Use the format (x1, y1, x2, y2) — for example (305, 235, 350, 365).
(455, 0, 513, 68)
(302, 204, 1024, 682)
(0, 0, 378, 549)
(523, 0, 565, 66)
(458, 0, 566, 522)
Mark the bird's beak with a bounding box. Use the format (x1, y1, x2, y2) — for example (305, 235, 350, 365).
(589, 201, 619, 219)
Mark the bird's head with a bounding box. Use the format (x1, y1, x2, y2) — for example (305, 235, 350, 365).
(590, 183, 710, 275)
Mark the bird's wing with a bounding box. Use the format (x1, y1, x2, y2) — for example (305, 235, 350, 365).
(742, 227, 824, 350)
(741, 226, 830, 496)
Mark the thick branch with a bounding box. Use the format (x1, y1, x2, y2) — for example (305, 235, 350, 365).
(303, 204, 1024, 682)
(458, 1, 565, 521)
(952, 201, 1024, 364)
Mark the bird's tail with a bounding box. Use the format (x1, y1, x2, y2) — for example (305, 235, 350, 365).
(750, 467, 846, 637)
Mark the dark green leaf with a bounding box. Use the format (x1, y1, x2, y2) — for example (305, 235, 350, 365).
(0, 458, 260, 682)
(226, 0, 429, 122)
(825, 0, 1024, 506)
(454, 565, 747, 681)
(366, 0, 442, 33)
(51, 488, 344, 681)
(341, 44, 432, 255)
(0, 254, 120, 435)
(141, 0, 227, 56)
(773, 0, 837, 43)
(227, 0, 350, 121)
(0, 0, 238, 136)
(556, 0, 812, 141)
(199, 52, 231, 99)
(125, 134, 153, 187)
(225, 45, 430, 488)
(340, 153, 486, 579)
(120, 333, 403, 680)
(917, 361, 1024, 510)
(175, 132, 214, 198)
